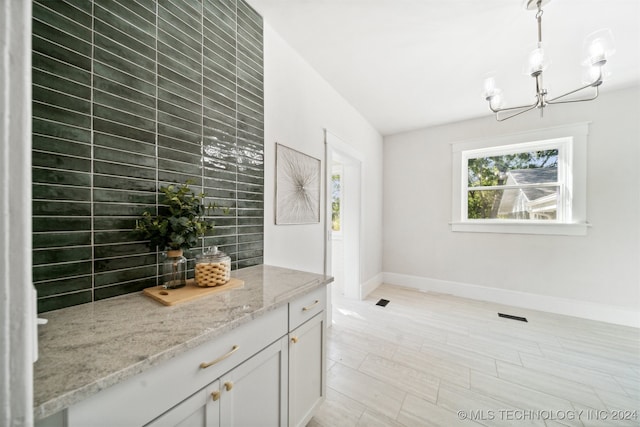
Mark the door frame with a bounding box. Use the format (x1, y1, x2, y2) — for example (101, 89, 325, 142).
(1, 1, 35, 425)
(323, 130, 364, 314)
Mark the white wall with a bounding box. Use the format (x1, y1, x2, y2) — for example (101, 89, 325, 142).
(383, 86, 640, 325)
(1, 0, 35, 425)
(262, 24, 384, 287)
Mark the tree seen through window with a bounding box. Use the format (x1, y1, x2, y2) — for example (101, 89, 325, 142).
(331, 173, 341, 231)
(467, 149, 558, 219)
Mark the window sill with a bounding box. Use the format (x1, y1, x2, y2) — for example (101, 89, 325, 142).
(450, 221, 590, 236)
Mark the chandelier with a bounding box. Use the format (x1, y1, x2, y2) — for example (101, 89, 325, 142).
(483, 0, 615, 121)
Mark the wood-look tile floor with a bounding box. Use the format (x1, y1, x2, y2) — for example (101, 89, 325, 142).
(308, 284, 640, 427)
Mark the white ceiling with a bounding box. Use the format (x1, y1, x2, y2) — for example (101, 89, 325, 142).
(247, 0, 640, 135)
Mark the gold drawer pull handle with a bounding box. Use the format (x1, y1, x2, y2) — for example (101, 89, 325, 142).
(200, 345, 239, 369)
(291, 336, 298, 344)
(224, 381, 233, 391)
(302, 300, 319, 311)
(211, 390, 220, 401)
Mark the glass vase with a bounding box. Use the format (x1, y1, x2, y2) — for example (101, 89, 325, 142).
(162, 249, 187, 289)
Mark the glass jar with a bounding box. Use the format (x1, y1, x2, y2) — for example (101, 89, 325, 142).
(195, 246, 231, 287)
(162, 249, 187, 289)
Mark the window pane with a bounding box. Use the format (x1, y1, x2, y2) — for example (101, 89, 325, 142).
(468, 187, 559, 220)
(468, 149, 558, 188)
(331, 173, 341, 231)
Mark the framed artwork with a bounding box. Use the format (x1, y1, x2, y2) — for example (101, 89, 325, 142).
(275, 143, 321, 224)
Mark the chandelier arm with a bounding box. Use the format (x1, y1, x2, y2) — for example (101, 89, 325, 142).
(546, 83, 600, 105)
(489, 100, 538, 114)
(492, 100, 540, 122)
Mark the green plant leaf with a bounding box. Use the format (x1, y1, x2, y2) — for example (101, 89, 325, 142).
(131, 181, 216, 251)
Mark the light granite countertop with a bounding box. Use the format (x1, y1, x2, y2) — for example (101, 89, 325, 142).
(34, 264, 332, 420)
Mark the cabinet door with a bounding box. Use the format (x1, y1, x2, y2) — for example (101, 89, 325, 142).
(219, 337, 288, 427)
(288, 312, 325, 427)
(145, 381, 220, 427)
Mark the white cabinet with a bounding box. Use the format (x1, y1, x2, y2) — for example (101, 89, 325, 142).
(35, 285, 328, 427)
(146, 337, 288, 427)
(65, 306, 288, 427)
(287, 288, 327, 427)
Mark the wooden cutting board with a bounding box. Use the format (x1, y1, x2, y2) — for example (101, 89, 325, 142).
(143, 278, 245, 306)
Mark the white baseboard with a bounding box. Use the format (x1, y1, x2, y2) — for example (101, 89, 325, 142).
(361, 273, 383, 299)
(383, 272, 640, 328)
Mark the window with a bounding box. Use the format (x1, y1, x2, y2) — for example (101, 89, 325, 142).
(331, 164, 343, 235)
(451, 123, 589, 235)
(465, 140, 566, 221)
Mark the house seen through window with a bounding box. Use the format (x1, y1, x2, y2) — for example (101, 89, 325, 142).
(466, 148, 560, 221)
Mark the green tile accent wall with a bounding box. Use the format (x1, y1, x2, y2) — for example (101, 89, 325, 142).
(32, 0, 264, 312)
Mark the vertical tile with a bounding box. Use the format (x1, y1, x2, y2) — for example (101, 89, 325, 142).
(157, 0, 203, 191)
(33, 0, 264, 312)
(203, 0, 239, 266)
(32, 0, 93, 309)
(236, 0, 264, 267)
(92, 0, 160, 299)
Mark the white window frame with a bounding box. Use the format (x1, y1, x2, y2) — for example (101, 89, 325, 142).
(451, 123, 590, 236)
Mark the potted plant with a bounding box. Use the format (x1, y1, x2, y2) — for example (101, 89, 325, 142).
(135, 181, 214, 289)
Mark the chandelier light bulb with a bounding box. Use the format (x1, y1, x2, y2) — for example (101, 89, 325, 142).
(583, 65, 602, 85)
(589, 41, 606, 65)
(490, 92, 504, 109)
(584, 28, 615, 66)
(582, 64, 611, 86)
(527, 47, 547, 76)
(483, 77, 498, 99)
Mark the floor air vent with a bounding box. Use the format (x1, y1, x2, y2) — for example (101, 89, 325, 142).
(376, 299, 390, 307)
(498, 313, 528, 322)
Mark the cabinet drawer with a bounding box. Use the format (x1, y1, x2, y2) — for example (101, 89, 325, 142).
(67, 305, 287, 427)
(289, 287, 326, 331)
